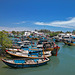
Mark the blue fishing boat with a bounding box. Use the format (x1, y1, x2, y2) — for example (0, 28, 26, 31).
(65, 41, 75, 46)
(43, 42, 60, 56)
(1, 58, 49, 68)
(6, 50, 52, 58)
(63, 36, 75, 46)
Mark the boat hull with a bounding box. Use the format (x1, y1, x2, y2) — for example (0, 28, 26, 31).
(2, 59, 48, 68)
(64, 41, 75, 46)
(45, 48, 54, 51)
(68, 43, 75, 46)
(6, 51, 51, 58)
(51, 47, 60, 56)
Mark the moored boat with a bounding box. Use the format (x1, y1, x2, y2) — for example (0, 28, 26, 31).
(68, 43, 75, 46)
(6, 50, 52, 58)
(43, 42, 60, 56)
(63, 39, 75, 46)
(1, 58, 49, 68)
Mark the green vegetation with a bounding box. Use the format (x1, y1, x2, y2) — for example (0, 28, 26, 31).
(12, 31, 16, 35)
(16, 31, 20, 36)
(31, 33, 33, 36)
(66, 31, 71, 33)
(0, 31, 12, 55)
(50, 31, 63, 37)
(20, 31, 25, 36)
(72, 30, 75, 34)
(0, 29, 74, 56)
(39, 29, 51, 33)
(39, 29, 64, 37)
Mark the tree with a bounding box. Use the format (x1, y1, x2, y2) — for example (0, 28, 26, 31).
(39, 29, 51, 33)
(21, 31, 25, 36)
(31, 33, 33, 36)
(50, 33, 57, 37)
(35, 29, 38, 31)
(50, 32, 61, 37)
(20, 31, 25, 41)
(66, 31, 71, 33)
(0, 31, 12, 55)
(2, 30, 8, 34)
(12, 31, 16, 35)
(72, 30, 75, 34)
(16, 31, 19, 36)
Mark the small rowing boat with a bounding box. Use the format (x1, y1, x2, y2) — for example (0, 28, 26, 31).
(6, 50, 52, 58)
(1, 58, 49, 68)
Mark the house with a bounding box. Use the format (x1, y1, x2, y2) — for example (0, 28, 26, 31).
(23, 31, 31, 36)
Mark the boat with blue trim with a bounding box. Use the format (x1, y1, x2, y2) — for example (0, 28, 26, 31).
(1, 58, 49, 68)
(63, 35, 75, 46)
(6, 50, 52, 58)
(64, 40, 75, 46)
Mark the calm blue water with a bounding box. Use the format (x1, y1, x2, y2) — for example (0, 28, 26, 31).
(0, 42, 75, 75)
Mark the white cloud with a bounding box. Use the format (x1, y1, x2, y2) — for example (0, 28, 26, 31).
(21, 21, 26, 23)
(14, 21, 26, 24)
(15, 23, 20, 24)
(0, 27, 32, 31)
(34, 17, 75, 29)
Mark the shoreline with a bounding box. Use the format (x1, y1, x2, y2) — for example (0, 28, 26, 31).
(0, 56, 7, 60)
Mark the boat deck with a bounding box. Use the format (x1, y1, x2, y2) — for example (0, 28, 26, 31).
(3, 58, 49, 65)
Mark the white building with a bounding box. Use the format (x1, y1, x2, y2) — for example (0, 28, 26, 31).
(23, 31, 31, 36)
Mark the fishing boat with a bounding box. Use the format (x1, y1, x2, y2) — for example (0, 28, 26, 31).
(64, 40, 75, 46)
(63, 36, 75, 46)
(51, 46, 60, 56)
(43, 42, 54, 51)
(68, 43, 75, 46)
(7, 41, 59, 56)
(1, 58, 49, 68)
(12, 40, 31, 49)
(6, 50, 52, 58)
(6, 48, 18, 51)
(54, 33, 65, 42)
(63, 40, 70, 45)
(43, 42, 60, 56)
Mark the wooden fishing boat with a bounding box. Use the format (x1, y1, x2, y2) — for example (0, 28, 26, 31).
(32, 38, 39, 40)
(63, 41, 69, 45)
(7, 42, 60, 56)
(6, 50, 52, 58)
(37, 42, 55, 51)
(43, 42, 60, 56)
(63, 40, 75, 46)
(51, 46, 60, 56)
(68, 43, 75, 46)
(1, 58, 49, 68)
(6, 48, 20, 52)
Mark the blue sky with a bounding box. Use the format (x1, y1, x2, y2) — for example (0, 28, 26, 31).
(0, 0, 75, 31)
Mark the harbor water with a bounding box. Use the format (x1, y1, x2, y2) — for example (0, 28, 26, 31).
(0, 42, 75, 75)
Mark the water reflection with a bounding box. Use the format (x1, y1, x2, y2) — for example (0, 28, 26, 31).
(49, 56, 60, 69)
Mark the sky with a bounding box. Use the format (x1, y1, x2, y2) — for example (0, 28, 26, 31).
(0, 0, 75, 32)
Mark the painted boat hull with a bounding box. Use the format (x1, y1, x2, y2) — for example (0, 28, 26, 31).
(45, 48, 54, 51)
(64, 41, 75, 46)
(51, 47, 60, 56)
(6, 51, 51, 58)
(68, 43, 75, 46)
(2, 59, 48, 68)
